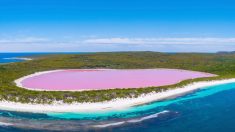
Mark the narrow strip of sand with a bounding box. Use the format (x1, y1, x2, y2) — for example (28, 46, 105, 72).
(15, 70, 64, 90)
(4, 57, 33, 61)
(14, 69, 216, 91)
(2, 78, 235, 113)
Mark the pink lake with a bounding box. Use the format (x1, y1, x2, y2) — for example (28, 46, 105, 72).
(18, 69, 216, 91)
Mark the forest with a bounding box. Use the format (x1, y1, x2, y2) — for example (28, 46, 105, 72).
(0, 51, 235, 104)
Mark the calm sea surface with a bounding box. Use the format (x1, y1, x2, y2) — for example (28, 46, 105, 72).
(0, 53, 88, 64)
(0, 53, 235, 132)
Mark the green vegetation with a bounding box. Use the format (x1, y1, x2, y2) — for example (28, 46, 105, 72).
(1, 51, 235, 104)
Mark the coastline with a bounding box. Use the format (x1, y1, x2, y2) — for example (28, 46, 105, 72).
(2, 78, 235, 113)
(3, 57, 33, 61)
(0, 57, 33, 65)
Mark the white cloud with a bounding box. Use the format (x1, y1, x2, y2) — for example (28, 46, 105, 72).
(3, 37, 235, 45)
(2, 37, 235, 52)
(83, 37, 235, 45)
(0, 37, 49, 43)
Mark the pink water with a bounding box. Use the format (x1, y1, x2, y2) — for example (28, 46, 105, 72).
(20, 69, 216, 91)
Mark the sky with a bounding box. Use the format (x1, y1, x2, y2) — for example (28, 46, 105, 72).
(1, 0, 235, 52)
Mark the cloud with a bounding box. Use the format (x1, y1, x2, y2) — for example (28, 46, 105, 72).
(83, 37, 235, 45)
(0, 37, 49, 43)
(3, 37, 235, 45)
(2, 37, 235, 52)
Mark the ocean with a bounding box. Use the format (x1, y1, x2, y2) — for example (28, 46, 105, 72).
(0, 53, 51, 64)
(0, 53, 235, 132)
(0, 53, 88, 64)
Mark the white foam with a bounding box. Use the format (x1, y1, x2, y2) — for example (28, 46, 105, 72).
(0, 122, 13, 126)
(4, 57, 32, 61)
(94, 121, 125, 128)
(93, 110, 170, 128)
(127, 110, 170, 123)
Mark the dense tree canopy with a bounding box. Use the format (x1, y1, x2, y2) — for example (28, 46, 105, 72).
(1, 52, 235, 104)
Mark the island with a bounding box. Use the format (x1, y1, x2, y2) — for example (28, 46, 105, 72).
(0, 52, 235, 113)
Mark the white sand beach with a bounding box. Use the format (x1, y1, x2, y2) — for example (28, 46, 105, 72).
(2, 78, 235, 113)
(4, 57, 33, 61)
(14, 70, 64, 90)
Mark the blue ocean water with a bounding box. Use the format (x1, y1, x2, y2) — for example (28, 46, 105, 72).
(0, 52, 89, 64)
(0, 53, 53, 63)
(0, 53, 235, 132)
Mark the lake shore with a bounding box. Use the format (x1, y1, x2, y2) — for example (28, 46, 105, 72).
(2, 78, 235, 113)
(14, 69, 216, 91)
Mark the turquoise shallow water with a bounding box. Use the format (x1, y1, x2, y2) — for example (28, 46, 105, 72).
(47, 82, 235, 120)
(0, 81, 234, 131)
(1, 53, 235, 131)
(0, 53, 50, 63)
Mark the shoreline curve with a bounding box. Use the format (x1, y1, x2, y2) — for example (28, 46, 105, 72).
(14, 68, 216, 91)
(2, 78, 235, 113)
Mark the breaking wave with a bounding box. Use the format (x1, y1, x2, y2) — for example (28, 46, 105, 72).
(93, 110, 170, 128)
